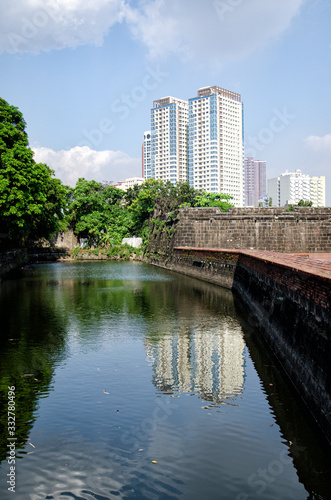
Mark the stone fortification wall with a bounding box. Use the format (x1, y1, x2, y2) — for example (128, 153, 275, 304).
(0, 247, 68, 280)
(50, 229, 79, 250)
(232, 251, 331, 444)
(168, 248, 239, 289)
(0, 249, 30, 279)
(172, 207, 331, 252)
(151, 246, 331, 444)
(145, 207, 331, 444)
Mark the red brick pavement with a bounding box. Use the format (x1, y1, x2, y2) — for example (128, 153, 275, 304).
(240, 250, 331, 282)
(174, 247, 331, 282)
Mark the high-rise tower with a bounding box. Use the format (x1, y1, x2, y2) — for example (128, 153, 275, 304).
(188, 86, 244, 206)
(142, 131, 151, 178)
(244, 157, 266, 206)
(149, 97, 189, 184)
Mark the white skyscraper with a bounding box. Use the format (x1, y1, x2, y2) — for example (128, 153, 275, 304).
(142, 130, 151, 178)
(149, 97, 189, 184)
(188, 86, 244, 206)
(310, 176, 326, 207)
(268, 169, 326, 207)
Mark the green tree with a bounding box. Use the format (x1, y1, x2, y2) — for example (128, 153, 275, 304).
(67, 177, 235, 248)
(68, 178, 132, 246)
(126, 180, 235, 233)
(153, 181, 197, 212)
(0, 98, 66, 244)
(68, 178, 107, 228)
(297, 199, 313, 207)
(193, 191, 234, 210)
(176, 182, 197, 208)
(128, 179, 165, 233)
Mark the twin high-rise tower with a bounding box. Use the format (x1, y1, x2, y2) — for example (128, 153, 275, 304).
(151, 96, 189, 185)
(143, 85, 244, 206)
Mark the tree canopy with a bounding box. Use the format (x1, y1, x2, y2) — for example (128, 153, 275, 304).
(66, 179, 132, 246)
(66, 178, 234, 248)
(0, 98, 66, 244)
(0, 97, 235, 249)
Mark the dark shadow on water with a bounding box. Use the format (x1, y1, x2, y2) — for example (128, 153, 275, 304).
(0, 277, 68, 463)
(233, 291, 331, 499)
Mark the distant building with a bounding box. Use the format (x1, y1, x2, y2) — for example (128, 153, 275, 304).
(142, 131, 151, 178)
(146, 85, 245, 206)
(257, 195, 269, 207)
(149, 96, 189, 184)
(268, 169, 326, 207)
(310, 176, 326, 207)
(113, 177, 144, 191)
(244, 157, 266, 206)
(189, 86, 244, 206)
(268, 177, 280, 207)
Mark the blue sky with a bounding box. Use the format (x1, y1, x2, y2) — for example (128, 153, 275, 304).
(1, 0, 330, 204)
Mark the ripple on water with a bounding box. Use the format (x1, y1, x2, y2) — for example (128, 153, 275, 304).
(0, 262, 323, 500)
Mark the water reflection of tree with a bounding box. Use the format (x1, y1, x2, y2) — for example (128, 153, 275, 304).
(0, 278, 68, 463)
(19, 269, 246, 409)
(0, 265, 244, 464)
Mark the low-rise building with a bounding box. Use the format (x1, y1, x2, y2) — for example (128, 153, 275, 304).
(268, 169, 325, 207)
(113, 177, 144, 191)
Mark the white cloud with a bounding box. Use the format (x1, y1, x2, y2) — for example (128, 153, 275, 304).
(0, 0, 305, 64)
(124, 0, 184, 60)
(33, 146, 141, 186)
(305, 133, 331, 152)
(125, 0, 305, 64)
(0, 0, 125, 54)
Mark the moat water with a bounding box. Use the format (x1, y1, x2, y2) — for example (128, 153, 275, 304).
(0, 261, 330, 499)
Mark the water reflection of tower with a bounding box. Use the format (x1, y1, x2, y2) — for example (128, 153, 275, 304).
(146, 315, 246, 404)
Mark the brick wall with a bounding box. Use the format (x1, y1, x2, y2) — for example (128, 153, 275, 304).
(0, 249, 30, 280)
(50, 229, 78, 250)
(168, 248, 239, 289)
(232, 253, 331, 444)
(0, 247, 68, 280)
(151, 244, 331, 443)
(237, 253, 330, 308)
(172, 207, 331, 252)
(145, 207, 331, 442)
